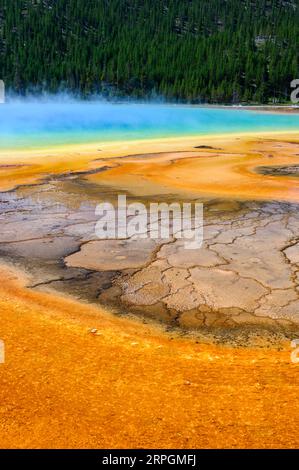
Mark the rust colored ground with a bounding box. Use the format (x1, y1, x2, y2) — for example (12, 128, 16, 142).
(0, 265, 298, 449)
(0, 131, 299, 448)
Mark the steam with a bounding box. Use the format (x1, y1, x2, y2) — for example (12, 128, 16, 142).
(0, 93, 298, 149)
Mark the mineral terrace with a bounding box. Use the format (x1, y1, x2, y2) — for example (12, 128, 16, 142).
(0, 168, 298, 344)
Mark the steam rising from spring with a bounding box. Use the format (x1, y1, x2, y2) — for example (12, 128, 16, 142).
(0, 93, 299, 149)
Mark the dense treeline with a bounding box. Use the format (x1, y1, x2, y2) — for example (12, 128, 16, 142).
(0, 0, 298, 103)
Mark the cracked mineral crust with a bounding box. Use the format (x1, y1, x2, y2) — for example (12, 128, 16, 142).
(0, 143, 299, 336)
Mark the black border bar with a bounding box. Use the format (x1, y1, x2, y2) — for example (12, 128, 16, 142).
(0, 449, 298, 467)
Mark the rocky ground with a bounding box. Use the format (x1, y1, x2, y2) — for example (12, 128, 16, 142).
(0, 163, 298, 345)
(1, 134, 299, 448)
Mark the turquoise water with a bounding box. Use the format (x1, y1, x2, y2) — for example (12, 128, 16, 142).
(0, 99, 298, 149)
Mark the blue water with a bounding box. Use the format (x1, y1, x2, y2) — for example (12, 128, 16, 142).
(0, 99, 298, 149)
